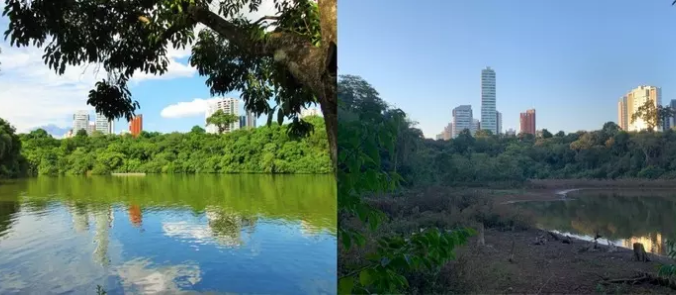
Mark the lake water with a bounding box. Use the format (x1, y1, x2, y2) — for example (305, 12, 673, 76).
(0, 175, 337, 294)
(515, 189, 676, 255)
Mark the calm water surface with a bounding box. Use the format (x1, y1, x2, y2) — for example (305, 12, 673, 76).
(0, 175, 336, 294)
(516, 189, 676, 255)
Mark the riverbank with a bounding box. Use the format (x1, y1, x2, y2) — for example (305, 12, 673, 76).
(340, 184, 676, 294)
(443, 227, 673, 294)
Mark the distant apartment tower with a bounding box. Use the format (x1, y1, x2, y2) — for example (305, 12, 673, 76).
(481, 67, 497, 134)
(471, 119, 481, 135)
(617, 85, 662, 131)
(205, 98, 239, 134)
(246, 111, 256, 128)
(506, 128, 517, 136)
(238, 112, 257, 129)
(300, 107, 321, 118)
(496, 111, 502, 135)
(129, 115, 143, 137)
(520, 109, 536, 135)
(86, 122, 96, 135)
(95, 112, 114, 135)
(452, 105, 473, 138)
(73, 110, 90, 133)
(670, 99, 676, 129)
(442, 123, 452, 140)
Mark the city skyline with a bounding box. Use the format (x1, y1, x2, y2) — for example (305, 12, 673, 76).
(339, 0, 676, 138)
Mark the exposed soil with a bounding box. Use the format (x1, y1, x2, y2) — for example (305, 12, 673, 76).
(445, 227, 675, 294)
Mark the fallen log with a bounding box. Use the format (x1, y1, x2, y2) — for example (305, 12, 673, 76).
(601, 271, 676, 290)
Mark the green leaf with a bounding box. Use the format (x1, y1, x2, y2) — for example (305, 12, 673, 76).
(359, 269, 374, 286)
(338, 277, 354, 295)
(342, 232, 352, 250)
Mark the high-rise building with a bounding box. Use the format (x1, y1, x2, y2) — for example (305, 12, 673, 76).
(129, 115, 143, 137)
(471, 119, 480, 135)
(452, 105, 473, 138)
(205, 98, 239, 134)
(95, 112, 114, 135)
(481, 67, 497, 134)
(86, 122, 97, 135)
(300, 107, 321, 118)
(617, 85, 662, 132)
(246, 111, 256, 128)
(496, 111, 502, 135)
(506, 128, 517, 136)
(520, 109, 536, 135)
(239, 111, 257, 129)
(670, 99, 676, 129)
(442, 123, 452, 140)
(73, 110, 90, 133)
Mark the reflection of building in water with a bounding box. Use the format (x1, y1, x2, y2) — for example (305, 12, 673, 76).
(621, 232, 664, 254)
(70, 203, 90, 233)
(93, 206, 114, 266)
(128, 204, 142, 227)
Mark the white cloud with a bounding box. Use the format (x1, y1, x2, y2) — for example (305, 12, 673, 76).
(160, 98, 221, 118)
(0, 3, 278, 133)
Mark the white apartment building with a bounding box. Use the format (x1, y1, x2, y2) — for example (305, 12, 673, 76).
(95, 112, 115, 135)
(617, 85, 662, 132)
(481, 67, 497, 134)
(300, 107, 322, 118)
(205, 98, 240, 134)
(452, 105, 473, 138)
(73, 110, 90, 133)
(496, 111, 502, 135)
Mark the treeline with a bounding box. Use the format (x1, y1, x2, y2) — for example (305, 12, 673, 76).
(2, 115, 331, 177)
(340, 75, 676, 187)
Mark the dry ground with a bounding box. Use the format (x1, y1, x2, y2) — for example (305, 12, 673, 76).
(442, 227, 674, 294)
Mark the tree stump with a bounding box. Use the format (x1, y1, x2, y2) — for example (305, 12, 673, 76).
(477, 222, 485, 247)
(633, 242, 650, 262)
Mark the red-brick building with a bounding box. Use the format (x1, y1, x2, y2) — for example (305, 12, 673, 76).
(519, 109, 536, 135)
(129, 115, 143, 137)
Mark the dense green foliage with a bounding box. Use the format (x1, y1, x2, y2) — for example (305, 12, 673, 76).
(17, 116, 331, 175)
(337, 75, 473, 294)
(407, 122, 676, 185)
(3, 0, 337, 164)
(0, 118, 25, 178)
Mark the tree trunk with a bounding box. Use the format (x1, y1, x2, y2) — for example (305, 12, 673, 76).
(318, 79, 337, 169)
(477, 222, 485, 246)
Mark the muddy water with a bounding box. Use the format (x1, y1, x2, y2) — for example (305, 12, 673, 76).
(514, 189, 676, 255)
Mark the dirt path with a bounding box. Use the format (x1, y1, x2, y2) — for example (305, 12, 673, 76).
(448, 228, 675, 294)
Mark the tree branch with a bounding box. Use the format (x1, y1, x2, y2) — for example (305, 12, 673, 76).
(252, 15, 279, 26)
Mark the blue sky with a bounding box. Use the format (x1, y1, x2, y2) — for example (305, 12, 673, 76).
(0, 1, 322, 135)
(339, 0, 676, 138)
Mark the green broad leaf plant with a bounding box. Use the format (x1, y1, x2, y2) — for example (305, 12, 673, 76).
(337, 75, 474, 294)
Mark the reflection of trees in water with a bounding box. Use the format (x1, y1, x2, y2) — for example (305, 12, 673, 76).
(621, 233, 664, 254)
(300, 219, 324, 237)
(0, 200, 19, 239)
(522, 193, 676, 254)
(205, 207, 257, 247)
